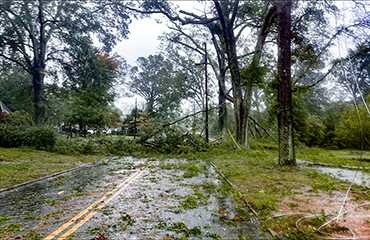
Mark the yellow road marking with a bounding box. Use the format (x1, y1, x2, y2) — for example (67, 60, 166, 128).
(44, 161, 155, 240)
(44, 169, 143, 240)
(58, 168, 148, 239)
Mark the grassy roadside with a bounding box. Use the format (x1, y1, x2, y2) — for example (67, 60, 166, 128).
(297, 146, 370, 168)
(175, 140, 370, 239)
(0, 147, 107, 189)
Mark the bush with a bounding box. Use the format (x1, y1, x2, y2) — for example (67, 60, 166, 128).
(335, 104, 370, 150)
(0, 125, 56, 150)
(0, 111, 56, 150)
(0, 110, 34, 127)
(54, 137, 152, 156)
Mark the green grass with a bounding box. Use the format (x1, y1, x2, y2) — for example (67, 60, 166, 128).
(165, 139, 370, 238)
(0, 215, 11, 225)
(0, 147, 106, 189)
(296, 147, 370, 168)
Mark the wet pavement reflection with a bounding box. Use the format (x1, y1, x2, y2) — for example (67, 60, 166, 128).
(0, 157, 266, 239)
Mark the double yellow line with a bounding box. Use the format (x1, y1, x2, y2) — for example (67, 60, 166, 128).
(44, 161, 155, 240)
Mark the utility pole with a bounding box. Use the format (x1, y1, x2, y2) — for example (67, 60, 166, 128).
(195, 42, 209, 143)
(134, 98, 137, 139)
(204, 42, 209, 143)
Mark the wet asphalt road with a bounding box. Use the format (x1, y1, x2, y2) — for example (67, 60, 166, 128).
(0, 156, 268, 239)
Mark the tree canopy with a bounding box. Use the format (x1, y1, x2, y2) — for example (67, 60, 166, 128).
(0, 1, 131, 124)
(62, 43, 121, 133)
(1, 0, 370, 154)
(129, 54, 190, 118)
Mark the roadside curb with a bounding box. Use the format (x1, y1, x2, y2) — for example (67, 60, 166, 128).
(0, 156, 116, 194)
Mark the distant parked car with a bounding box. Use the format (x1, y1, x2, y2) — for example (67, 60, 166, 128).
(102, 129, 112, 134)
(58, 126, 68, 134)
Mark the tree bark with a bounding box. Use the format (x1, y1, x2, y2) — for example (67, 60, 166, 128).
(218, 71, 227, 132)
(277, 0, 296, 166)
(33, 0, 47, 125)
(210, 30, 227, 133)
(32, 69, 45, 124)
(214, 0, 248, 145)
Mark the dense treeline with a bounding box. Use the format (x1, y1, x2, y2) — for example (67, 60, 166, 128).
(0, 1, 370, 153)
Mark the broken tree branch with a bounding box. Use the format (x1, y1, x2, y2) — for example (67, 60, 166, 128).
(163, 103, 226, 128)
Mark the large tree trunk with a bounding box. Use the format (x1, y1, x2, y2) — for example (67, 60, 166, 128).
(32, 69, 45, 125)
(33, 0, 47, 125)
(214, 0, 248, 146)
(229, 40, 248, 146)
(277, 0, 296, 166)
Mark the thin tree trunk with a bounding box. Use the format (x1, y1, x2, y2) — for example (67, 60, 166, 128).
(277, 0, 296, 166)
(210, 27, 227, 134)
(218, 65, 227, 133)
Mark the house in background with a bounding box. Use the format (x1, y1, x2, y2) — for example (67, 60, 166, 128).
(0, 101, 11, 122)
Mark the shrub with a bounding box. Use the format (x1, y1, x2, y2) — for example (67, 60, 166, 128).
(0, 125, 56, 150)
(0, 111, 56, 150)
(0, 110, 34, 127)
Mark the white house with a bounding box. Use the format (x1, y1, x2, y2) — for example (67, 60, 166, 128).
(0, 101, 11, 122)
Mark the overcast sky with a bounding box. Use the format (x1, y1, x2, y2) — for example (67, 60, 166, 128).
(112, 15, 169, 114)
(113, 1, 199, 114)
(114, 17, 168, 67)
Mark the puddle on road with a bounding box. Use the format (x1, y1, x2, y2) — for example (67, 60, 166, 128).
(0, 157, 266, 239)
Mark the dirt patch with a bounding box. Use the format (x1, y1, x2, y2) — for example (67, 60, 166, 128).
(271, 188, 370, 239)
